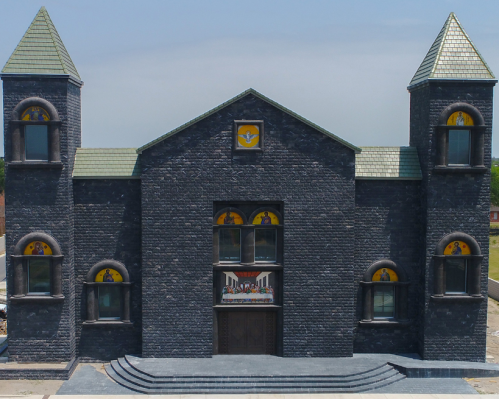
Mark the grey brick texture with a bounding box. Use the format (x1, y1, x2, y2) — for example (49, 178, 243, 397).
(354, 180, 422, 353)
(409, 82, 493, 361)
(140, 94, 356, 358)
(74, 179, 142, 361)
(3, 77, 80, 362)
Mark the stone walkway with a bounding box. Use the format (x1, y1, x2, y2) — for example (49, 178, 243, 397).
(55, 353, 497, 396)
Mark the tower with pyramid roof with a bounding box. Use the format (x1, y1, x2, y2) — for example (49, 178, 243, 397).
(408, 13, 496, 361)
(1, 7, 82, 362)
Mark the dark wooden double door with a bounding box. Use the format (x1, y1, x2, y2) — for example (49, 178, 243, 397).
(218, 311, 276, 354)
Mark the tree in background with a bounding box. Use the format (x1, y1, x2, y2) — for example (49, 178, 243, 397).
(492, 159, 499, 206)
(0, 158, 4, 193)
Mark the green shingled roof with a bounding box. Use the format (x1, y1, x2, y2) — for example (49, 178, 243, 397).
(2, 7, 80, 80)
(137, 88, 361, 154)
(355, 147, 422, 180)
(73, 148, 140, 179)
(409, 13, 495, 88)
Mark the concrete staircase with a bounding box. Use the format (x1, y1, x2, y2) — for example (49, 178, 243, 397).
(105, 355, 406, 394)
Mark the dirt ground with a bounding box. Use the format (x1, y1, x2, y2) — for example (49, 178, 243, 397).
(464, 297, 499, 394)
(0, 363, 106, 396)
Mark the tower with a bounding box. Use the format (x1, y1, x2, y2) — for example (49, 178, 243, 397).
(1, 7, 82, 362)
(408, 13, 496, 361)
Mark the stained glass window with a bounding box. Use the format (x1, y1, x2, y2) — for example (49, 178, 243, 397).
(374, 285, 395, 318)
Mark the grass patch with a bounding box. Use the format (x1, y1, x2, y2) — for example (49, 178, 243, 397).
(490, 235, 499, 280)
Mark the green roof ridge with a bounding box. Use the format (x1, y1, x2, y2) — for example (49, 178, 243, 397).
(409, 12, 495, 88)
(2, 6, 80, 80)
(137, 88, 361, 154)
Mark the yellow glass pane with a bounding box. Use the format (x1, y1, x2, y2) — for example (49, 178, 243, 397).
(372, 268, 398, 282)
(95, 268, 123, 282)
(252, 211, 279, 225)
(447, 111, 473, 126)
(443, 241, 471, 255)
(21, 106, 50, 121)
(217, 211, 244, 225)
(237, 125, 260, 148)
(24, 241, 52, 255)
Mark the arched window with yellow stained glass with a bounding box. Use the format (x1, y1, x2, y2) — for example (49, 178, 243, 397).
(436, 102, 486, 168)
(250, 208, 282, 263)
(360, 260, 409, 324)
(85, 260, 131, 324)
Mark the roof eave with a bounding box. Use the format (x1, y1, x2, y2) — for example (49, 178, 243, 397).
(355, 176, 422, 181)
(137, 88, 361, 154)
(73, 176, 141, 180)
(408, 78, 497, 91)
(0, 73, 83, 87)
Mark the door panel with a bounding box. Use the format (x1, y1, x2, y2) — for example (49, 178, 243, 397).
(218, 311, 276, 354)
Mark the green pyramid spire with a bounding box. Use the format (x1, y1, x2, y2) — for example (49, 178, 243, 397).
(2, 6, 81, 80)
(409, 12, 494, 88)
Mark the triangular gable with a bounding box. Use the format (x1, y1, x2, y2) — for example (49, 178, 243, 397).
(137, 88, 361, 154)
(2, 7, 80, 80)
(409, 13, 495, 88)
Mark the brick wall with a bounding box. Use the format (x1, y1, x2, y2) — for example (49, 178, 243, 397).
(3, 77, 80, 362)
(354, 180, 422, 353)
(74, 179, 142, 361)
(140, 93, 356, 358)
(410, 81, 493, 361)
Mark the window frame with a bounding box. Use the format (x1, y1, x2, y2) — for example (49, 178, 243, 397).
(83, 260, 132, 325)
(9, 97, 62, 167)
(360, 260, 409, 326)
(432, 232, 484, 301)
(434, 102, 486, 172)
(10, 232, 64, 302)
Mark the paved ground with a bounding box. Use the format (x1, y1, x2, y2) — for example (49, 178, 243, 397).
(55, 356, 481, 396)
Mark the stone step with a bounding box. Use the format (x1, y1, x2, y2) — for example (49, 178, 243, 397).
(106, 359, 406, 394)
(117, 356, 396, 384)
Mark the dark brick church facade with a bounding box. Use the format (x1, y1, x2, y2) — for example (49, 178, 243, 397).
(2, 9, 496, 363)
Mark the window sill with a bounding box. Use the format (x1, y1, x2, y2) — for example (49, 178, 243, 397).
(433, 166, 487, 174)
(358, 319, 411, 327)
(213, 263, 283, 270)
(10, 295, 65, 303)
(8, 161, 63, 169)
(82, 320, 134, 327)
(431, 295, 484, 302)
(213, 305, 281, 310)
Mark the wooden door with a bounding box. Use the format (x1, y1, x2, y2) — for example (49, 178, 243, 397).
(218, 311, 276, 354)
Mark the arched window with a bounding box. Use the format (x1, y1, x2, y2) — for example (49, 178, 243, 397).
(213, 208, 247, 263)
(249, 207, 283, 263)
(9, 97, 62, 166)
(84, 260, 131, 325)
(10, 232, 64, 302)
(433, 232, 483, 300)
(435, 102, 486, 171)
(360, 260, 409, 325)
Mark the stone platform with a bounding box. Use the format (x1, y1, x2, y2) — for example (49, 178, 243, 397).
(104, 353, 499, 394)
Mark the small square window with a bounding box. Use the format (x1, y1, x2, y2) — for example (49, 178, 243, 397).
(445, 258, 467, 293)
(98, 285, 121, 319)
(373, 285, 395, 318)
(255, 229, 277, 262)
(25, 125, 49, 161)
(234, 120, 264, 151)
(448, 130, 470, 165)
(28, 258, 51, 294)
(219, 229, 241, 262)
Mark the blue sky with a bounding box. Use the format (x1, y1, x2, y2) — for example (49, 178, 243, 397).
(1, 1, 499, 155)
